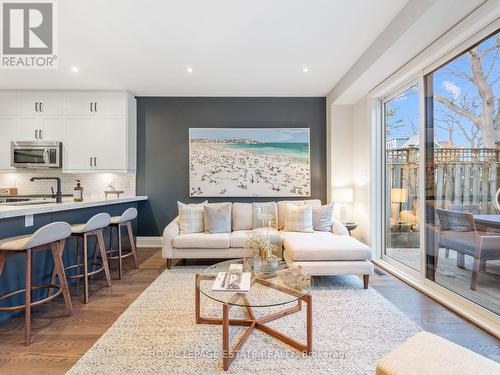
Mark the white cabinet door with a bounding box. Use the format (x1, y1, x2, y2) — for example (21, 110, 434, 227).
(64, 117, 94, 170)
(63, 92, 93, 115)
(17, 117, 40, 141)
(64, 92, 126, 116)
(17, 116, 63, 141)
(93, 93, 126, 116)
(18, 92, 62, 116)
(0, 93, 17, 116)
(0, 117, 17, 169)
(40, 117, 64, 141)
(93, 117, 126, 170)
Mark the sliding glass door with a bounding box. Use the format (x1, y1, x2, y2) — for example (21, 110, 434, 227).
(381, 29, 500, 316)
(424, 31, 500, 315)
(383, 83, 421, 271)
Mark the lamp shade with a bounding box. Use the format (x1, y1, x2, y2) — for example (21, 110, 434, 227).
(332, 188, 353, 203)
(391, 188, 408, 203)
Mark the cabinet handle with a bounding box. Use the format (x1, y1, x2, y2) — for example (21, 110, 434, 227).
(89, 157, 92, 167)
(39, 102, 43, 112)
(94, 157, 97, 167)
(35, 102, 38, 112)
(94, 102, 97, 112)
(90, 102, 93, 112)
(35, 129, 38, 139)
(39, 129, 43, 139)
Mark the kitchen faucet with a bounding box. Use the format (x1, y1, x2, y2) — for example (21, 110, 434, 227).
(30, 177, 63, 203)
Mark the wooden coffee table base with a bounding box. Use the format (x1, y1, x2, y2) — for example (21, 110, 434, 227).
(195, 274, 313, 371)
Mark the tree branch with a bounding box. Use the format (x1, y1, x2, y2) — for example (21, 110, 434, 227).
(468, 48, 494, 106)
(479, 36, 500, 58)
(435, 95, 481, 124)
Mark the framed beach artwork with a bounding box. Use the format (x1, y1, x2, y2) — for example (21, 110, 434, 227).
(189, 128, 311, 197)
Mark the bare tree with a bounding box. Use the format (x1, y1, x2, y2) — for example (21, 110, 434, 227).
(435, 34, 499, 148)
(385, 106, 404, 136)
(437, 108, 482, 147)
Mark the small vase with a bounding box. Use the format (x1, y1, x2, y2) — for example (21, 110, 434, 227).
(253, 254, 279, 273)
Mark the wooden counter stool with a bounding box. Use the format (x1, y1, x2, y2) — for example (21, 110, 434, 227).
(106, 208, 138, 279)
(0, 222, 73, 345)
(53, 213, 112, 304)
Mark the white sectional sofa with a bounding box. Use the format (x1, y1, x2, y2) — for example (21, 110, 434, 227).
(162, 200, 373, 287)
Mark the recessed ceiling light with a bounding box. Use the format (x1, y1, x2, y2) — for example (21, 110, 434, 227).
(70, 66, 79, 73)
(302, 66, 309, 73)
(186, 67, 193, 73)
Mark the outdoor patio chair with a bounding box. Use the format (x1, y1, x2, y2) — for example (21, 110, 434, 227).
(435, 208, 500, 290)
(444, 204, 481, 259)
(446, 204, 481, 215)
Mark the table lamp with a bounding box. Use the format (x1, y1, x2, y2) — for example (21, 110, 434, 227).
(332, 187, 353, 222)
(391, 188, 408, 222)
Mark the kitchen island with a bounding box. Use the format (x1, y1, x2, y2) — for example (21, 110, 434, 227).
(0, 196, 148, 219)
(0, 196, 148, 323)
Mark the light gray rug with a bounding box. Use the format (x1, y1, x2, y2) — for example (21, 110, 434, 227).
(67, 268, 421, 375)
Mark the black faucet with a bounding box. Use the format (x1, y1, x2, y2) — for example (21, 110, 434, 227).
(30, 177, 63, 203)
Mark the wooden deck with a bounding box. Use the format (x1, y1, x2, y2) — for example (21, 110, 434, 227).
(386, 247, 500, 315)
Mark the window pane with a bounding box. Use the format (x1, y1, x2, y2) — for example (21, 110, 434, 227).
(384, 83, 421, 271)
(425, 31, 500, 315)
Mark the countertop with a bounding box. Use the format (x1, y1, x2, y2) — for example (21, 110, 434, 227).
(0, 196, 148, 219)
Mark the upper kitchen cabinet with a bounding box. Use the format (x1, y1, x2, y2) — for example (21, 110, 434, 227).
(64, 92, 127, 116)
(17, 117, 64, 141)
(18, 92, 63, 116)
(0, 90, 136, 173)
(63, 91, 136, 173)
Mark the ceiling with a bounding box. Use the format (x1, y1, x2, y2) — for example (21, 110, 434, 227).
(0, 0, 408, 96)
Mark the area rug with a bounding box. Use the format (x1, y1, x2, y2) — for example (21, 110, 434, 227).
(67, 267, 421, 375)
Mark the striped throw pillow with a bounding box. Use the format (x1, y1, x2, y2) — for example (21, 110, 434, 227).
(178, 201, 207, 234)
(284, 203, 314, 233)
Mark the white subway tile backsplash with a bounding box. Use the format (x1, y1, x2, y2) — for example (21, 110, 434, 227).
(0, 172, 136, 198)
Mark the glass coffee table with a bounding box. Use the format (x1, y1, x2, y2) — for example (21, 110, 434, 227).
(195, 258, 312, 371)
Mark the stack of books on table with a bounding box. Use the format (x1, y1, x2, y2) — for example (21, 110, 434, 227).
(212, 264, 251, 292)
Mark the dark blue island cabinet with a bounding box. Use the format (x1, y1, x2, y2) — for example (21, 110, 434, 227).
(0, 199, 145, 323)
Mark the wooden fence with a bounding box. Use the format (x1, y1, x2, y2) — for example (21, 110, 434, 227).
(386, 146, 499, 213)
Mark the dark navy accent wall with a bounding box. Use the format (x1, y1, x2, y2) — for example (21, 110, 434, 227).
(136, 97, 326, 236)
(0, 202, 139, 322)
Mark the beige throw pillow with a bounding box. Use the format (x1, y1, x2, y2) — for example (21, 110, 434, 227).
(204, 203, 232, 233)
(284, 203, 314, 233)
(277, 200, 304, 230)
(177, 201, 207, 234)
(232, 202, 253, 230)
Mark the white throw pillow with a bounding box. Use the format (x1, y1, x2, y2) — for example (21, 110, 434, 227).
(312, 204, 334, 232)
(284, 203, 314, 233)
(204, 203, 232, 233)
(177, 201, 207, 234)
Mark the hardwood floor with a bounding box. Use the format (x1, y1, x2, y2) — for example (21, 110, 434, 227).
(370, 267, 500, 362)
(385, 247, 500, 314)
(0, 249, 498, 375)
(0, 247, 165, 375)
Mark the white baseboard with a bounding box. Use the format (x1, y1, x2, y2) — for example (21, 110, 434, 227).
(137, 236, 162, 248)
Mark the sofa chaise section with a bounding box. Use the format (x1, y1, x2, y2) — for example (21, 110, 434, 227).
(282, 231, 373, 287)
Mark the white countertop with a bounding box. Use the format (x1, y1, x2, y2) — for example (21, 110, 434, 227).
(0, 196, 148, 219)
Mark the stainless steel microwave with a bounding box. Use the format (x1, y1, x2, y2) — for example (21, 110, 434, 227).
(11, 141, 62, 168)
